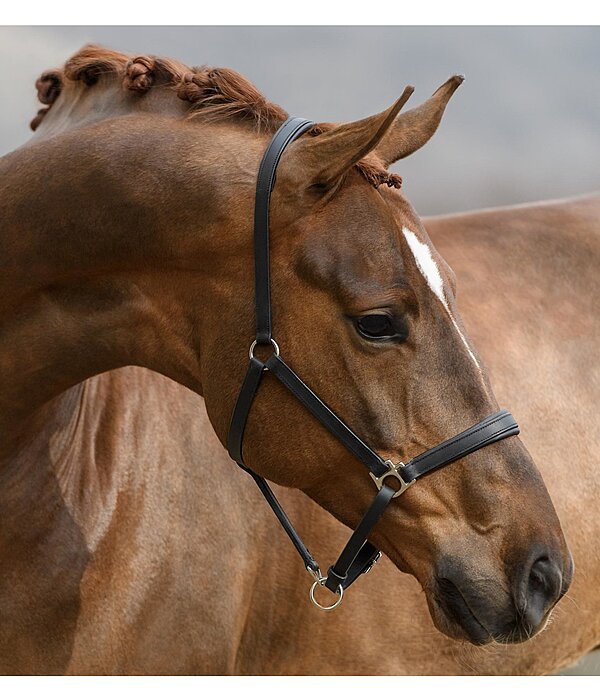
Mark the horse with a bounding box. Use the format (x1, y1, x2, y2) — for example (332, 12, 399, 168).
(0, 45, 583, 674)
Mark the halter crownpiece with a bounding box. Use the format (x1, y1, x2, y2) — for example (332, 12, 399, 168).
(227, 117, 520, 611)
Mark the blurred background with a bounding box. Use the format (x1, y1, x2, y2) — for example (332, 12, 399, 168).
(0, 25, 598, 215)
(0, 25, 598, 674)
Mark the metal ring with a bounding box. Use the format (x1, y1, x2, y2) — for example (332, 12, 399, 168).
(309, 579, 344, 611)
(249, 338, 280, 360)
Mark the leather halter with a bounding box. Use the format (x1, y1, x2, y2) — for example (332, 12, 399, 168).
(227, 117, 520, 610)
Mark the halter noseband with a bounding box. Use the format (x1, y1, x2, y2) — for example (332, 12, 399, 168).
(227, 117, 519, 611)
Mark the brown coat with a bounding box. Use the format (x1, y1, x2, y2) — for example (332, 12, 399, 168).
(1, 46, 593, 674)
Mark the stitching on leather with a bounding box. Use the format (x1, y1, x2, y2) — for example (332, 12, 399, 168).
(267, 356, 514, 478)
(228, 360, 265, 463)
(408, 414, 515, 467)
(273, 360, 365, 448)
(271, 358, 386, 472)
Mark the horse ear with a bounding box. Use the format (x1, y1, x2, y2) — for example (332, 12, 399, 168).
(284, 86, 414, 191)
(373, 75, 464, 167)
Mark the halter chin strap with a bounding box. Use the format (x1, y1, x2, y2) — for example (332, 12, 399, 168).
(227, 117, 520, 610)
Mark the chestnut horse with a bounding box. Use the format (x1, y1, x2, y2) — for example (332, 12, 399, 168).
(0, 46, 587, 674)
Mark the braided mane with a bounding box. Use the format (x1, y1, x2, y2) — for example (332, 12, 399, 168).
(32, 44, 401, 189)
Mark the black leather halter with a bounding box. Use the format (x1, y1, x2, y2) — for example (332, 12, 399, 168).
(227, 117, 520, 610)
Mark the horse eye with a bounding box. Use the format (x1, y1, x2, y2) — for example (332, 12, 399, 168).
(355, 314, 397, 340)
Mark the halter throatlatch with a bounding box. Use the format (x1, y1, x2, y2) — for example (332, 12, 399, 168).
(227, 117, 520, 610)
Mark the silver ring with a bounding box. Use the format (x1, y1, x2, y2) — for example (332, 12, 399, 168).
(249, 338, 280, 360)
(309, 580, 344, 611)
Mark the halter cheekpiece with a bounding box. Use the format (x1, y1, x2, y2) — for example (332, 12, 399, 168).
(227, 117, 520, 611)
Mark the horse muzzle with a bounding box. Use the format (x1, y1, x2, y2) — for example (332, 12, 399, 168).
(431, 549, 573, 645)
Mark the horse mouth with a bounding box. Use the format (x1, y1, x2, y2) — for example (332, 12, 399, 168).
(433, 578, 494, 645)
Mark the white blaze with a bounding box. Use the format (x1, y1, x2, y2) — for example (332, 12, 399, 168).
(402, 226, 481, 370)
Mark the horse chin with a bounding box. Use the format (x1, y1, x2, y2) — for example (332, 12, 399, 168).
(426, 590, 494, 646)
(424, 581, 556, 647)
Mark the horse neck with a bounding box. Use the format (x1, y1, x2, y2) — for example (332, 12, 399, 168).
(0, 109, 260, 457)
(30, 77, 190, 145)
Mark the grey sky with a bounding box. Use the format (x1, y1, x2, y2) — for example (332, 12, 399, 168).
(0, 26, 598, 215)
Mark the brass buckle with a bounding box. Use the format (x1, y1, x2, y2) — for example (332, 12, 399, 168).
(370, 459, 415, 498)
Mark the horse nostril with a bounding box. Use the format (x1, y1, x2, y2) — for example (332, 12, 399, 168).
(528, 558, 548, 592)
(520, 555, 563, 631)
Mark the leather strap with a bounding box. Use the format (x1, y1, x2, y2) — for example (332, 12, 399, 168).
(254, 117, 314, 344)
(240, 466, 320, 575)
(227, 356, 266, 464)
(266, 354, 389, 478)
(325, 484, 395, 592)
(401, 409, 519, 483)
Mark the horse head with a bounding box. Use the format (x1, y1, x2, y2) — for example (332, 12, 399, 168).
(199, 74, 572, 645)
(7, 46, 572, 647)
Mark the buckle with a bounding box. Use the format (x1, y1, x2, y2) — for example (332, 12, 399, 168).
(370, 459, 415, 498)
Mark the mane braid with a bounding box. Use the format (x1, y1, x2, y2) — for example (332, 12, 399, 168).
(176, 66, 288, 131)
(30, 44, 401, 189)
